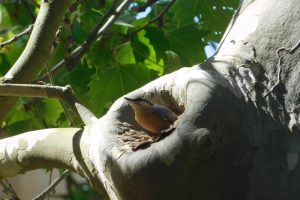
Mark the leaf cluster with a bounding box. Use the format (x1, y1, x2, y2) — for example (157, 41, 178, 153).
(0, 0, 238, 134)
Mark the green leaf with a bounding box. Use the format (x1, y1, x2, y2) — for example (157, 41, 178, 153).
(5, 100, 32, 126)
(78, 2, 103, 31)
(166, 25, 207, 65)
(68, 61, 95, 102)
(88, 64, 152, 115)
(85, 38, 115, 69)
(171, 0, 239, 41)
(72, 19, 90, 44)
(37, 99, 64, 127)
(113, 22, 131, 35)
(4, 99, 42, 135)
(131, 30, 164, 74)
(70, 185, 86, 200)
(1, 2, 35, 26)
(115, 41, 136, 65)
(0, 33, 27, 69)
(5, 119, 42, 135)
(0, 54, 11, 76)
(4, 98, 64, 135)
(131, 34, 150, 63)
(145, 26, 170, 62)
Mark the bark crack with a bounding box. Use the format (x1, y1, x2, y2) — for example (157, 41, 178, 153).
(263, 38, 300, 98)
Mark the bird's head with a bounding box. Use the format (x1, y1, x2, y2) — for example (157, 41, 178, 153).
(124, 97, 153, 111)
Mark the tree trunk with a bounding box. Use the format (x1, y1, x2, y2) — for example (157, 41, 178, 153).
(1, 0, 300, 200)
(92, 0, 300, 199)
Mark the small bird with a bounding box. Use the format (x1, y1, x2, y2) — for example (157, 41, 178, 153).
(124, 97, 178, 135)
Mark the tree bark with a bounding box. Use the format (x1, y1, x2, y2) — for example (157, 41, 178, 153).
(0, 0, 70, 124)
(2, 0, 300, 200)
(86, 0, 300, 199)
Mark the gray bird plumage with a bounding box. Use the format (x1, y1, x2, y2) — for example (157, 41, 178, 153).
(152, 104, 178, 123)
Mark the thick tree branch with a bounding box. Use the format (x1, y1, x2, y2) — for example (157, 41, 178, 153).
(0, 127, 110, 199)
(0, 129, 81, 178)
(39, 0, 131, 81)
(4, 0, 70, 83)
(96, 0, 131, 37)
(0, 0, 71, 124)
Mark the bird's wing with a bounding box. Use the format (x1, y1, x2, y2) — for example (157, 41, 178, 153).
(152, 104, 178, 123)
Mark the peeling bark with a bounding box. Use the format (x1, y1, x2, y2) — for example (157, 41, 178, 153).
(1, 0, 300, 200)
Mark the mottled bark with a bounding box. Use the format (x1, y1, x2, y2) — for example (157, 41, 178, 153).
(1, 0, 300, 200)
(85, 0, 300, 199)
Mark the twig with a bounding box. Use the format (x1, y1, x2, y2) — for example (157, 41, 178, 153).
(45, 59, 75, 125)
(130, 0, 175, 36)
(96, 0, 131, 37)
(69, 0, 85, 12)
(263, 39, 300, 98)
(0, 179, 20, 200)
(62, 1, 85, 70)
(63, 15, 74, 70)
(132, 0, 159, 12)
(0, 24, 34, 49)
(32, 170, 71, 200)
(38, 0, 131, 81)
(209, 42, 218, 51)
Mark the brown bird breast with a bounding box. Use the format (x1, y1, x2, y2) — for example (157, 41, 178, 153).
(135, 110, 171, 134)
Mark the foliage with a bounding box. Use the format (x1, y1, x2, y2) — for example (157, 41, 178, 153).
(0, 0, 238, 198)
(0, 0, 238, 130)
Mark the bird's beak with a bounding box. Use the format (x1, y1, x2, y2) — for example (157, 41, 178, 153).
(124, 97, 135, 102)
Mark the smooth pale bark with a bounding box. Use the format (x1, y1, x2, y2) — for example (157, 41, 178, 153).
(0, 127, 110, 200)
(85, 0, 300, 199)
(0, 128, 82, 177)
(0, 0, 70, 124)
(1, 0, 300, 200)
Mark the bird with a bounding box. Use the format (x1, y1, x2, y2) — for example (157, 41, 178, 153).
(124, 97, 178, 135)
